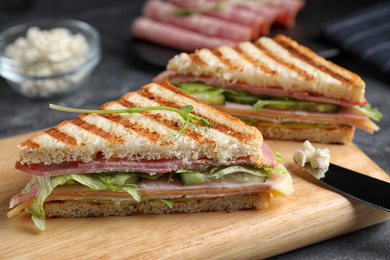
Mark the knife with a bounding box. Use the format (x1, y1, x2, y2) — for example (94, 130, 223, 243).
(299, 162, 390, 212)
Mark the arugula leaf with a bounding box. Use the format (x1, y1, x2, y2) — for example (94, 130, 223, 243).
(180, 105, 194, 115)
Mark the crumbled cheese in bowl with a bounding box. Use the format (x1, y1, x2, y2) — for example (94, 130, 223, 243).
(4, 26, 91, 97)
(293, 140, 330, 179)
(5, 27, 89, 63)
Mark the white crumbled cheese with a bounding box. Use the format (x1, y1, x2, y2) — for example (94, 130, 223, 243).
(4, 27, 90, 97)
(293, 140, 330, 179)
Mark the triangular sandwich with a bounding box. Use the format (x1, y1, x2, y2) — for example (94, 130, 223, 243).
(154, 34, 382, 144)
(8, 81, 293, 231)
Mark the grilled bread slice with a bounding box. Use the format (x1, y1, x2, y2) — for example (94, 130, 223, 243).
(162, 34, 366, 105)
(17, 81, 268, 167)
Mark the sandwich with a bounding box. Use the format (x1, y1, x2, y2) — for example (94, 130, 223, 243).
(8, 81, 293, 231)
(154, 34, 382, 144)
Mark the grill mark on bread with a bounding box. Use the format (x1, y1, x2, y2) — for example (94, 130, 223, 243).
(124, 120, 172, 145)
(99, 100, 172, 146)
(141, 83, 252, 144)
(145, 111, 215, 146)
(71, 116, 124, 144)
(119, 89, 215, 146)
(253, 40, 316, 81)
(233, 45, 277, 75)
(272, 35, 356, 86)
(212, 49, 239, 70)
(44, 127, 79, 146)
(188, 51, 207, 66)
(20, 127, 80, 148)
(19, 139, 40, 149)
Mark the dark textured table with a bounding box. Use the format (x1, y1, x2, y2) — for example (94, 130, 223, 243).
(1, 1, 389, 259)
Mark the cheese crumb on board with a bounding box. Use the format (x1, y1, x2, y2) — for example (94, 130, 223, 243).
(294, 140, 330, 170)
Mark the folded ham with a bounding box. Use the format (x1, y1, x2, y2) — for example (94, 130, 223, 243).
(132, 17, 242, 51)
(142, 0, 258, 41)
(132, 0, 305, 51)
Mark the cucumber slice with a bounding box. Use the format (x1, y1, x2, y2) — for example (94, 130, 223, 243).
(225, 92, 259, 105)
(177, 172, 204, 185)
(190, 91, 225, 105)
(174, 82, 225, 105)
(175, 82, 339, 113)
(254, 99, 339, 113)
(222, 172, 266, 183)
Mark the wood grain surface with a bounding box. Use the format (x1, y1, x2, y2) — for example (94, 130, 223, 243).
(1, 132, 390, 259)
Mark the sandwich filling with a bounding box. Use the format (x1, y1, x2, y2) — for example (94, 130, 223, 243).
(168, 82, 381, 133)
(153, 35, 382, 138)
(9, 153, 291, 231)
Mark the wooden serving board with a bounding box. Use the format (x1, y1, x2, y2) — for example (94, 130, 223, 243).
(1, 132, 390, 259)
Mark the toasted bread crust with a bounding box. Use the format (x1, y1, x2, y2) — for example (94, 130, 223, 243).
(44, 193, 271, 218)
(272, 35, 365, 92)
(252, 122, 355, 144)
(166, 34, 366, 103)
(17, 82, 267, 167)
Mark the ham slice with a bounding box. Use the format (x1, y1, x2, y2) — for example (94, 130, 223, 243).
(131, 17, 241, 51)
(153, 71, 367, 107)
(9, 185, 39, 208)
(142, 0, 257, 41)
(15, 143, 277, 177)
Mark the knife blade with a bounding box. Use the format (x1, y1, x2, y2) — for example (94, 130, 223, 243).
(302, 163, 390, 212)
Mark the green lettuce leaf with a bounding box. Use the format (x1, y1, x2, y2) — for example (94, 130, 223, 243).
(274, 151, 284, 164)
(99, 173, 141, 202)
(209, 165, 269, 179)
(354, 104, 382, 121)
(176, 164, 285, 184)
(24, 172, 141, 231)
(263, 167, 287, 177)
(22, 163, 287, 231)
(174, 82, 226, 105)
(25, 175, 73, 231)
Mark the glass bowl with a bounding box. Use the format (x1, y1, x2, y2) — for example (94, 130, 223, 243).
(0, 19, 101, 98)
